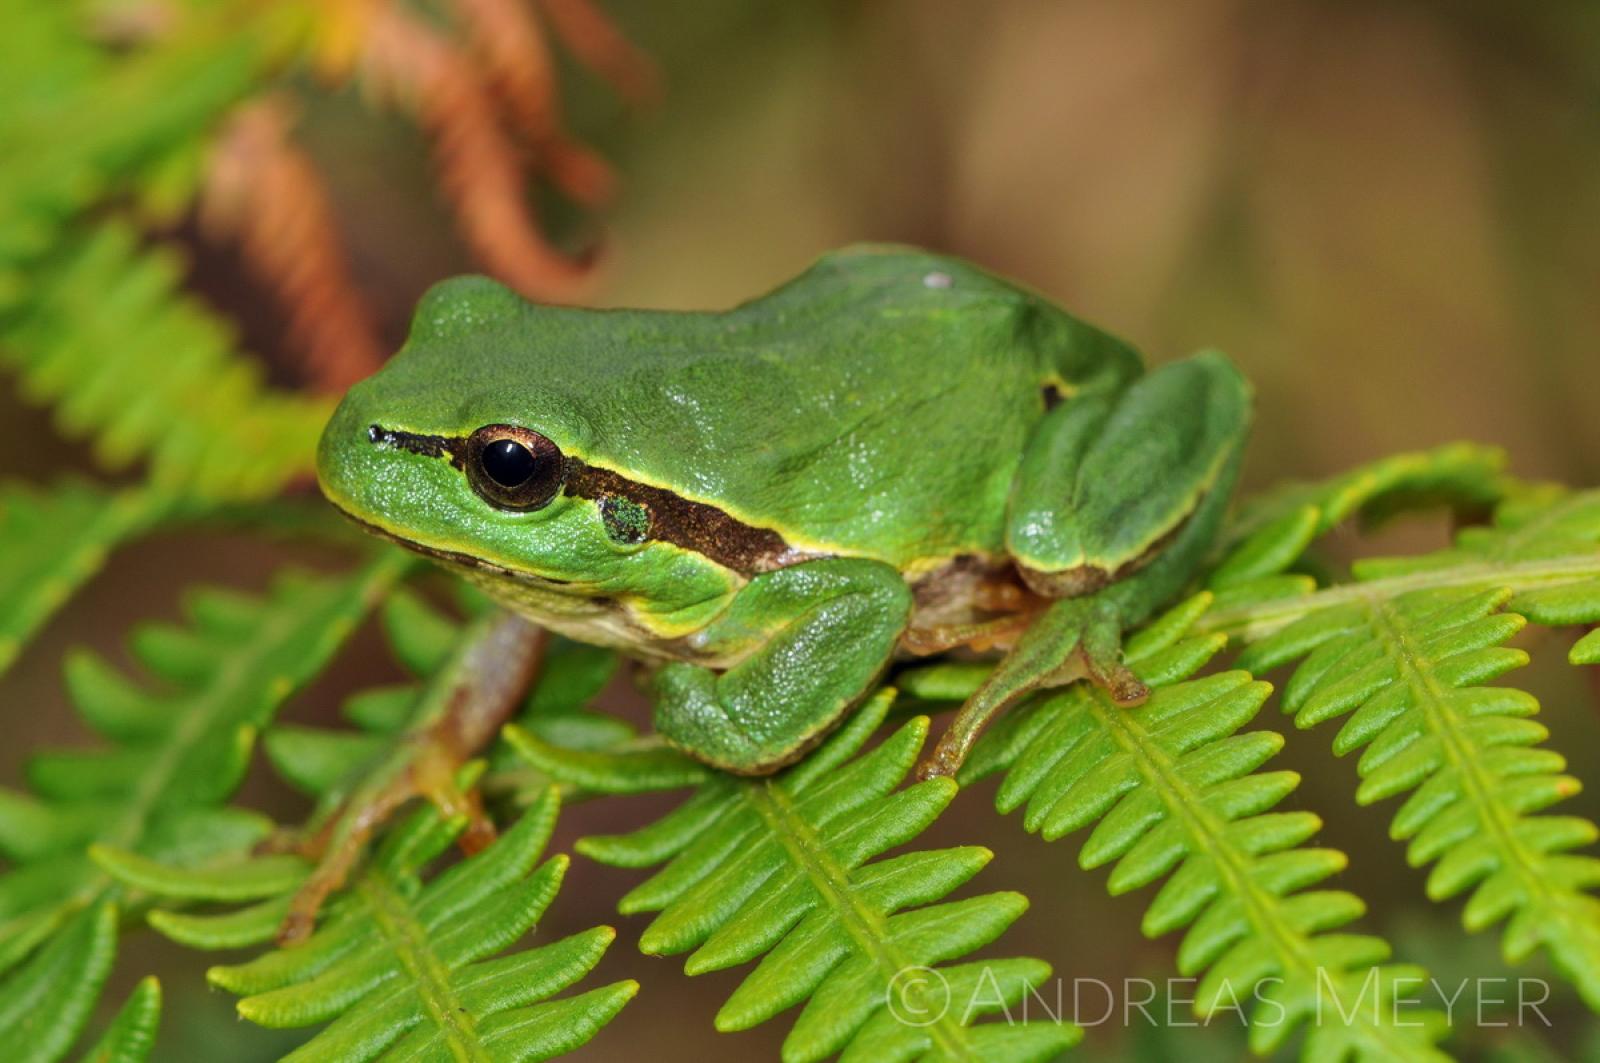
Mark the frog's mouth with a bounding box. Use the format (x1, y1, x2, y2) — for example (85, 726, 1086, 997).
(329, 506, 577, 590)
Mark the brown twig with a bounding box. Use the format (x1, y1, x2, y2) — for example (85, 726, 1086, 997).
(277, 614, 548, 946)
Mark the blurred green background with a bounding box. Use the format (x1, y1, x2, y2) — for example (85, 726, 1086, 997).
(4, 1, 1600, 1059)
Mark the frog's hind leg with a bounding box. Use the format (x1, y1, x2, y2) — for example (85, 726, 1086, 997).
(916, 595, 1139, 779)
(918, 352, 1251, 780)
(1006, 350, 1251, 601)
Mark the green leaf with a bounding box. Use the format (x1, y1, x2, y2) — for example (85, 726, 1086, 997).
(75, 976, 160, 1063)
(199, 789, 634, 1062)
(1, 224, 332, 499)
(0, 481, 175, 678)
(533, 690, 1077, 1063)
(967, 598, 1450, 1061)
(0, 902, 117, 1063)
(0, 554, 406, 997)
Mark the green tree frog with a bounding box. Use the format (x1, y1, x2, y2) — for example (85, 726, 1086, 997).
(318, 246, 1250, 778)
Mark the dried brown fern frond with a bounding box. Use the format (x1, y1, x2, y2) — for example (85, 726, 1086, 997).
(201, 97, 384, 392)
(540, 0, 661, 107)
(453, 0, 617, 206)
(361, 3, 598, 302)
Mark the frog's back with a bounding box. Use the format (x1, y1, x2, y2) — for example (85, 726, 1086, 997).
(405, 245, 1142, 571)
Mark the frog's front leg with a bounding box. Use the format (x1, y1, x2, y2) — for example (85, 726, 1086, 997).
(920, 350, 1251, 779)
(653, 557, 912, 774)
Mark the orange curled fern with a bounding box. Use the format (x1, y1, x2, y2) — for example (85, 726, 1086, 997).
(453, 0, 618, 206)
(359, 3, 600, 303)
(540, 0, 660, 108)
(186, 0, 651, 389)
(202, 97, 384, 393)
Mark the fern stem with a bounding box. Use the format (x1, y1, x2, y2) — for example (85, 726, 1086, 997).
(1365, 595, 1600, 978)
(359, 874, 491, 1063)
(1200, 555, 1600, 642)
(1084, 687, 1429, 1057)
(746, 778, 981, 1062)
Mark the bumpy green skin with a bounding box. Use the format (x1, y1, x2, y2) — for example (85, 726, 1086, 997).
(318, 245, 1251, 774)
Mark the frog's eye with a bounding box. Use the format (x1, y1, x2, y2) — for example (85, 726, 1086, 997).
(464, 425, 565, 511)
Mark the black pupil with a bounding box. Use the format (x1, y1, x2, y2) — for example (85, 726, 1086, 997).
(482, 439, 537, 488)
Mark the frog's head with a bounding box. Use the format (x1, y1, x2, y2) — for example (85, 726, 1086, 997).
(317, 276, 648, 596)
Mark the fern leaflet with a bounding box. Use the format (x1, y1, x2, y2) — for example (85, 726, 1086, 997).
(515, 691, 1077, 1063)
(3, 224, 332, 499)
(0, 552, 405, 1021)
(0, 900, 159, 1063)
(98, 789, 634, 1061)
(948, 595, 1450, 1060)
(1203, 485, 1600, 644)
(73, 975, 160, 1063)
(0, 481, 173, 678)
(264, 588, 634, 813)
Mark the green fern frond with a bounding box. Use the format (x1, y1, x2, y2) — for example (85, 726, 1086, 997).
(101, 789, 634, 1061)
(1203, 486, 1600, 644)
(1214, 442, 1508, 587)
(0, 553, 406, 987)
(1238, 592, 1600, 1007)
(0, 0, 267, 280)
(0, 481, 174, 678)
(91, 592, 629, 959)
(1199, 483, 1600, 1007)
(74, 976, 160, 1063)
(514, 692, 1078, 1063)
(0, 901, 155, 1063)
(1289, 600, 1600, 993)
(0, 902, 115, 1063)
(2, 224, 332, 499)
(955, 595, 1449, 1061)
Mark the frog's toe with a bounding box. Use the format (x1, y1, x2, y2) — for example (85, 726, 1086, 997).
(1081, 646, 1149, 706)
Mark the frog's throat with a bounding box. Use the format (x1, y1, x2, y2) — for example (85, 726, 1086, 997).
(367, 424, 824, 576)
(329, 508, 731, 660)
